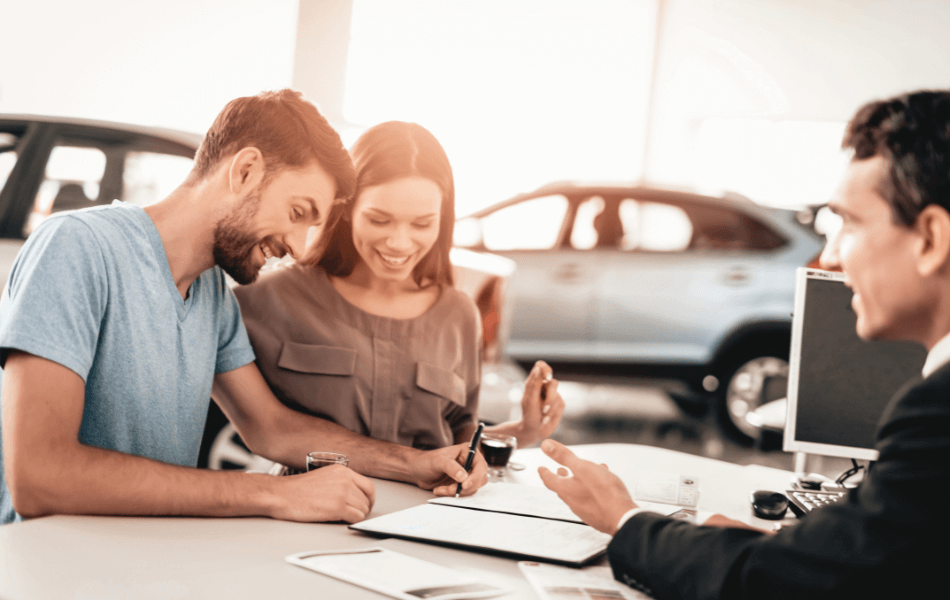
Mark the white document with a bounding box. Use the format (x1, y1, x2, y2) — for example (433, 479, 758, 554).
(286, 547, 511, 600)
(518, 561, 653, 600)
(634, 471, 699, 507)
(430, 482, 682, 523)
(350, 503, 612, 566)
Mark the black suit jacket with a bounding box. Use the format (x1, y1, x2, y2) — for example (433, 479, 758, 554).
(608, 362, 950, 599)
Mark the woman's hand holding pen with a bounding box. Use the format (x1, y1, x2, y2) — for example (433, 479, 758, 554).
(409, 442, 489, 497)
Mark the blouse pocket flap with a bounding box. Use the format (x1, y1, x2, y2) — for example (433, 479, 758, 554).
(415, 362, 467, 407)
(277, 342, 357, 376)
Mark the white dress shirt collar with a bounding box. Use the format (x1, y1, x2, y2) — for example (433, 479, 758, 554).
(922, 330, 950, 378)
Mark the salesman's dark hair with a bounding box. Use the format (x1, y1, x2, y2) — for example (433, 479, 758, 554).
(843, 90, 950, 226)
(314, 121, 455, 288)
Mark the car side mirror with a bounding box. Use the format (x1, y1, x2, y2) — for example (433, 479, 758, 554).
(454, 217, 483, 248)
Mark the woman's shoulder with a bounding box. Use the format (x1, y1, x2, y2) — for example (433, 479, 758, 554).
(234, 262, 330, 308)
(433, 284, 481, 326)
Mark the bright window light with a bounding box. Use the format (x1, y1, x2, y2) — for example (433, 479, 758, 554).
(690, 118, 850, 209)
(345, 0, 655, 216)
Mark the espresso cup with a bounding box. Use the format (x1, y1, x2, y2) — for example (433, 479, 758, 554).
(479, 433, 517, 477)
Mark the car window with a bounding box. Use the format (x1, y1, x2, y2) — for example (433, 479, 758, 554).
(480, 195, 568, 251)
(619, 199, 693, 252)
(682, 202, 786, 251)
(0, 132, 18, 194)
(24, 145, 108, 236)
(123, 151, 194, 207)
(570, 196, 604, 250)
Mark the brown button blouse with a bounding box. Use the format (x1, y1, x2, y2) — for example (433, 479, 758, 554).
(233, 263, 481, 450)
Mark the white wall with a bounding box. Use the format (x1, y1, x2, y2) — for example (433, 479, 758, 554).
(0, 0, 299, 134)
(644, 0, 950, 207)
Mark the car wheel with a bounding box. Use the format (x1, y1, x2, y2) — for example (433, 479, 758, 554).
(717, 351, 789, 443)
(205, 423, 276, 472)
(206, 423, 254, 470)
(198, 401, 274, 471)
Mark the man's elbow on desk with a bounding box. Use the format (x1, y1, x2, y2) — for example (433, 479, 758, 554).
(6, 456, 63, 519)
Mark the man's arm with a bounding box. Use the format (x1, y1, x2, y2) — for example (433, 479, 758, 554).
(2, 351, 374, 522)
(539, 385, 949, 600)
(211, 363, 489, 496)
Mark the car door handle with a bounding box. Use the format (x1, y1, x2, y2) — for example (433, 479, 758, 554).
(553, 263, 584, 283)
(722, 267, 751, 286)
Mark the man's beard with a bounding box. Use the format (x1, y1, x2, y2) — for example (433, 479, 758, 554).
(213, 188, 264, 285)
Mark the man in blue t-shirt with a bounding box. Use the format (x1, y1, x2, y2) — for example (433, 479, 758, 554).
(0, 90, 487, 525)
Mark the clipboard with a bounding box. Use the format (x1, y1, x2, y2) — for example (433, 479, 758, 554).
(349, 503, 612, 567)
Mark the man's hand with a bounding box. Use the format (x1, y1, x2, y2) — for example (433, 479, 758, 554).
(516, 361, 566, 447)
(269, 465, 375, 523)
(538, 439, 636, 535)
(409, 443, 489, 497)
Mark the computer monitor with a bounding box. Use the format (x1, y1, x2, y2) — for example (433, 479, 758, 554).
(784, 268, 927, 461)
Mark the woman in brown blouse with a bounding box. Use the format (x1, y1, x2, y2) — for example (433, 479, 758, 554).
(234, 121, 565, 454)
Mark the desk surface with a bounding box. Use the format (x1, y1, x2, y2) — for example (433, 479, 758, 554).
(0, 444, 797, 600)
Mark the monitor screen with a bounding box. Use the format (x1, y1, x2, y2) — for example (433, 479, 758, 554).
(784, 268, 927, 460)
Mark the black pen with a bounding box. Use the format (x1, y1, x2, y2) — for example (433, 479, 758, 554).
(456, 422, 485, 498)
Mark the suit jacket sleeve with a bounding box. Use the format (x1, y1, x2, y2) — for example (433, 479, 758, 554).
(608, 367, 950, 600)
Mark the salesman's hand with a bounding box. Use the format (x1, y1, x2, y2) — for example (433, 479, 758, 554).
(516, 361, 566, 447)
(538, 439, 637, 535)
(410, 443, 489, 497)
(270, 464, 376, 523)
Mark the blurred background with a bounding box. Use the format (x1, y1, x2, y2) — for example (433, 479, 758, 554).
(3, 0, 949, 476)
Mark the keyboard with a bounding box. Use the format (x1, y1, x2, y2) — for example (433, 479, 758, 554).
(786, 489, 846, 517)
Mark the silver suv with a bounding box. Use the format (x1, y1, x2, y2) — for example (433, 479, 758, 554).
(454, 182, 825, 440)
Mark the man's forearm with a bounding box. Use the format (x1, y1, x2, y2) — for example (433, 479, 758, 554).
(254, 408, 423, 484)
(10, 442, 277, 520)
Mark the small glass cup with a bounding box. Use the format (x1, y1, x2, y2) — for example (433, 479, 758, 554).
(306, 452, 349, 471)
(479, 433, 517, 478)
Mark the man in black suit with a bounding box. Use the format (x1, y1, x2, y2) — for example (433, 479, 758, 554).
(539, 89, 950, 599)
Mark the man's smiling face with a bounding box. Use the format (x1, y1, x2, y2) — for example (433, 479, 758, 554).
(213, 161, 336, 285)
(819, 155, 928, 342)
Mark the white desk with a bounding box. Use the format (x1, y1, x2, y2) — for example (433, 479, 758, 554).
(0, 444, 798, 600)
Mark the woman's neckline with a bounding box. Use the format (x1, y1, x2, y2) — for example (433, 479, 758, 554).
(319, 268, 445, 322)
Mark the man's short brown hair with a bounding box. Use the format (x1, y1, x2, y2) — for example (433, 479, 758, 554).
(191, 89, 355, 200)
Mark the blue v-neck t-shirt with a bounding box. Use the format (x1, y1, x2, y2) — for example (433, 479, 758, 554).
(0, 202, 255, 524)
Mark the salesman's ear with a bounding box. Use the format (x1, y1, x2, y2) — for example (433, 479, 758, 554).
(916, 204, 950, 278)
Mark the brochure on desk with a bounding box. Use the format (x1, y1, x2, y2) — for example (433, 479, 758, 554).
(350, 503, 612, 566)
(286, 547, 511, 600)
